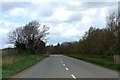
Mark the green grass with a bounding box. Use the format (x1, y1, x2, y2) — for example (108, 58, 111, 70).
(2, 54, 47, 78)
(65, 53, 120, 71)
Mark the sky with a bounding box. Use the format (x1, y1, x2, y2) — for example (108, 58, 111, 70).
(0, 0, 119, 49)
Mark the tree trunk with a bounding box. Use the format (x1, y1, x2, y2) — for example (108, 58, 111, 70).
(114, 54, 120, 64)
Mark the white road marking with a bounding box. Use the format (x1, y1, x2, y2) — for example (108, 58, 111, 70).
(59, 57, 76, 79)
(71, 74, 77, 79)
(63, 64, 65, 66)
(60, 59, 63, 63)
(59, 58, 63, 63)
(66, 67, 69, 70)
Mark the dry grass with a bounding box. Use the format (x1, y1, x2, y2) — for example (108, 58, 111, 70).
(2, 48, 28, 64)
(2, 55, 25, 64)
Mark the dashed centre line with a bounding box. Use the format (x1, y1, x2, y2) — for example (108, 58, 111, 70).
(59, 57, 77, 79)
(63, 64, 66, 66)
(71, 74, 77, 79)
(60, 58, 63, 63)
(66, 67, 69, 70)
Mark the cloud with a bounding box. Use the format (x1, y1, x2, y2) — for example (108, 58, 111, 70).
(61, 27, 81, 38)
(82, 8, 97, 16)
(2, 1, 117, 22)
(99, 8, 108, 18)
(0, 32, 8, 49)
(81, 16, 93, 25)
(4, 7, 37, 20)
(65, 2, 117, 12)
(46, 7, 73, 22)
(66, 12, 82, 23)
(31, 2, 58, 17)
(0, 29, 9, 34)
(1, 1, 118, 48)
(8, 7, 28, 18)
(48, 21, 91, 44)
(47, 5, 110, 44)
(2, 2, 58, 20)
(2, 0, 119, 2)
(0, 20, 21, 49)
(2, 2, 31, 12)
(0, 20, 20, 30)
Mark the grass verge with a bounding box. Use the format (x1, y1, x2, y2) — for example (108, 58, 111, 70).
(65, 53, 120, 71)
(2, 54, 47, 78)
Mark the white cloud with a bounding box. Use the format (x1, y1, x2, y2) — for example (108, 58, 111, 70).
(100, 7, 108, 18)
(4, 7, 40, 20)
(2, 0, 119, 2)
(82, 8, 97, 16)
(29, 11, 39, 20)
(9, 7, 28, 18)
(0, 21, 20, 47)
(62, 27, 81, 38)
(0, 29, 9, 33)
(49, 21, 88, 40)
(72, 0, 119, 2)
(31, 0, 56, 4)
(0, 20, 20, 30)
(48, 7, 73, 22)
(80, 16, 93, 25)
(66, 0, 82, 6)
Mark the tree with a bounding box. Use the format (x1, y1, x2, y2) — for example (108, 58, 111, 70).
(77, 26, 116, 55)
(37, 40, 46, 53)
(106, 10, 120, 54)
(8, 20, 49, 54)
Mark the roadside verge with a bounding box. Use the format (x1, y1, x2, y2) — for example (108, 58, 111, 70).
(65, 53, 120, 71)
(2, 54, 47, 79)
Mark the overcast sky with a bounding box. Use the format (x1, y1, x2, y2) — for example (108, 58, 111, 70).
(0, 0, 119, 49)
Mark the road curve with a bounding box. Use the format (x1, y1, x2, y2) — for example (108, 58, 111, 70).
(12, 55, 118, 79)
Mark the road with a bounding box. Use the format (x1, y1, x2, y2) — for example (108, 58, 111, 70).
(12, 55, 118, 79)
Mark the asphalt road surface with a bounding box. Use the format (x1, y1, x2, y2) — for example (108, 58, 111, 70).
(12, 55, 118, 79)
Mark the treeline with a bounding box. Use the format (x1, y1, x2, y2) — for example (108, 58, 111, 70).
(46, 42, 78, 54)
(47, 11, 120, 56)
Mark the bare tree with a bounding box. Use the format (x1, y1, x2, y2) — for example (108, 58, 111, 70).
(8, 20, 49, 54)
(106, 9, 120, 55)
